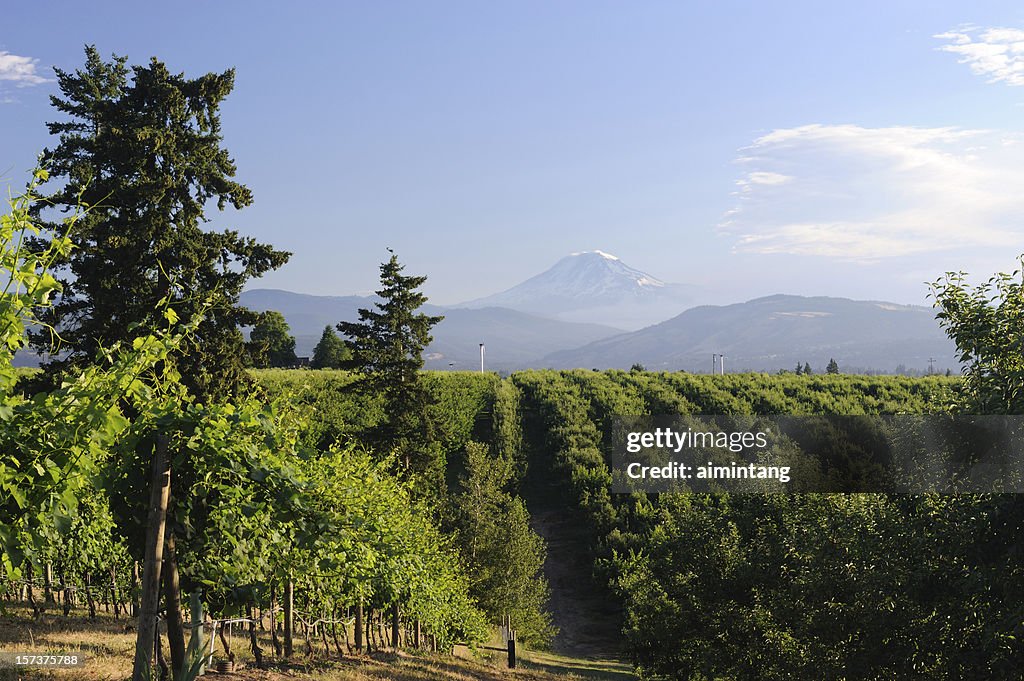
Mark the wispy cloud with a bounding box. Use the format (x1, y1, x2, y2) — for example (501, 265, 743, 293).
(0, 50, 50, 87)
(719, 124, 1024, 259)
(936, 26, 1024, 86)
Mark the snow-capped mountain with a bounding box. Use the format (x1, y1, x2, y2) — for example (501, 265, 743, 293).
(457, 251, 699, 329)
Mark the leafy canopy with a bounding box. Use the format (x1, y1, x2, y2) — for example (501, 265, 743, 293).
(249, 310, 297, 368)
(931, 256, 1024, 414)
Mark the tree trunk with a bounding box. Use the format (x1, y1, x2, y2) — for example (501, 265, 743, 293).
(330, 608, 344, 658)
(85, 572, 96, 619)
(320, 618, 331, 656)
(283, 577, 294, 658)
(111, 566, 120, 619)
(354, 602, 363, 652)
(341, 608, 352, 654)
(218, 625, 235, 663)
(163, 534, 186, 680)
(391, 603, 400, 651)
(155, 624, 169, 681)
(365, 608, 373, 653)
(44, 563, 54, 603)
(26, 563, 41, 618)
(270, 586, 282, 657)
(414, 619, 421, 648)
(248, 603, 265, 669)
(132, 434, 171, 681)
(132, 561, 141, 617)
(62, 571, 71, 616)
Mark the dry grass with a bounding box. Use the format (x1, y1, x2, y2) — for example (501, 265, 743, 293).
(0, 605, 634, 681)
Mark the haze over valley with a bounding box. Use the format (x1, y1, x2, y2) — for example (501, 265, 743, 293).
(242, 250, 957, 373)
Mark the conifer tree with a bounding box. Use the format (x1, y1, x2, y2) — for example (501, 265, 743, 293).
(337, 251, 443, 480)
(30, 45, 289, 399)
(826, 358, 840, 374)
(310, 325, 349, 369)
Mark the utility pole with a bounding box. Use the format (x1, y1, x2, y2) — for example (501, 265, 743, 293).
(928, 357, 936, 375)
(712, 353, 718, 375)
(720, 354, 726, 375)
(479, 343, 485, 373)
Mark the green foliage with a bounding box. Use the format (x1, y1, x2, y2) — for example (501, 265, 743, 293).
(0, 172, 201, 576)
(5, 175, 484, 655)
(31, 45, 289, 400)
(310, 325, 350, 369)
(826, 357, 839, 374)
(448, 441, 554, 646)
(508, 369, 1024, 679)
(248, 310, 297, 368)
(931, 256, 1024, 414)
(337, 252, 444, 484)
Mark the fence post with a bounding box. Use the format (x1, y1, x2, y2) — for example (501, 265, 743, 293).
(507, 627, 516, 669)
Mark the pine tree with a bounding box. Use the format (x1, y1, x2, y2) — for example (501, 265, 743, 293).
(337, 251, 444, 480)
(826, 358, 839, 374)
(449, 441, 554, 646)
(30, 46, 289, 399)
(795, 362, 804, 375)
(803, 362, 813, 375)
(310, 325, 350, 369)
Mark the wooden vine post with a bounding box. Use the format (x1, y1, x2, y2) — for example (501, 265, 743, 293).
(132, 434, 171, 681)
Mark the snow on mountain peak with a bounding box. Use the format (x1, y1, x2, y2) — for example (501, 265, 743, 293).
(570, 249, 620, 261)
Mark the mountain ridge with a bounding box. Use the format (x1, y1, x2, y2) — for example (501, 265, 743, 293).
(540, 293, 957, 373)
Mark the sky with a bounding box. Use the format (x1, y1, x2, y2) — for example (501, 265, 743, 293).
(3, 1, 1024, 307)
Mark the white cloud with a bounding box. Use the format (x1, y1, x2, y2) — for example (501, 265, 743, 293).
(936, 26, 1024, 86)
(0, 50, 49, 87)
(719, 124, 1024, 259)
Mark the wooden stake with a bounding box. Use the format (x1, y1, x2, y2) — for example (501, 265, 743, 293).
(132, 434, 171, 681)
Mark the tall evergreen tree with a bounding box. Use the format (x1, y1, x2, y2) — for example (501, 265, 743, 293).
(310, 325, 349, 369)
(30, 46, 289, 399)
(337, 251, 444, 480)
(826, 358, 840, 374)
(449, 441, 554, 646)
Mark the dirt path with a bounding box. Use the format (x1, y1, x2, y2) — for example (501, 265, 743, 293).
(529, 508, 625, 660)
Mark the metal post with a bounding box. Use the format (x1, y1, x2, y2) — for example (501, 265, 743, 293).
(479, 343, 485, 373)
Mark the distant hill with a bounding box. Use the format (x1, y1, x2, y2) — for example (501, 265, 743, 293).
(240, 289, 622, 370)
(457, 250, 699, 329)
(541, 294, 959, 373)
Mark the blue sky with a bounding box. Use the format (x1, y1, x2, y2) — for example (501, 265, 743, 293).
(3, 1, 1024, 307)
